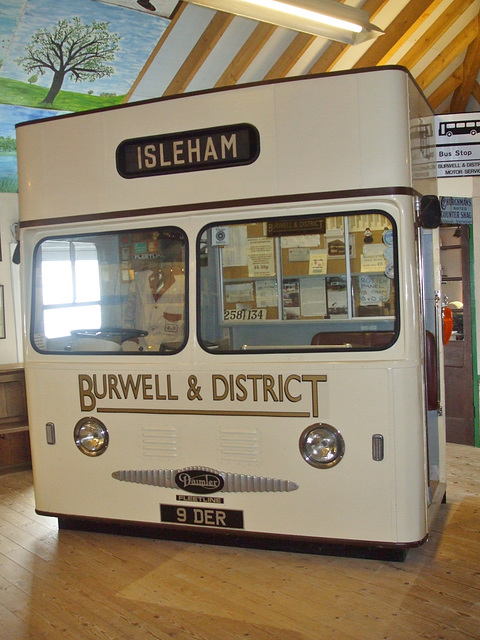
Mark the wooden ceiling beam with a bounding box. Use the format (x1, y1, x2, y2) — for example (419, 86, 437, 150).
(127, 0, 480, 114)
(472, 81, 480, 106)
(308, 0, 389, 75)
(307, 40, 345, 75)
(264, 0, 345, 79)
(263, 33, 315, 80)
(450, 14, 480, 112)
(427, 65, 463, 111)
(353, 0, 444, 68)
(415, 16, 478, 91)
(125, 1, 188, 102)
(215, 22, 277, 87)
(262, 0, 353, 79)
(163, 10, 235, 96)
(398, 0, 476, 70)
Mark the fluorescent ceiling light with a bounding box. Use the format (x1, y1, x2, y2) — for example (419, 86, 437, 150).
(186, 0, 384, 44)
(243, 0, 363, 32)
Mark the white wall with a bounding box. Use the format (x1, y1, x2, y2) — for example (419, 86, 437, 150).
(0, 193, 22, 364)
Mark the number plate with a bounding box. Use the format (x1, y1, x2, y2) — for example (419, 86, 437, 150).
(161, 504, 244, 529)
(223, 308, 267, 321)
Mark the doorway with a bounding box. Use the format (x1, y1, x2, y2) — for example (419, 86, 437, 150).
(440, 225, 475, 445)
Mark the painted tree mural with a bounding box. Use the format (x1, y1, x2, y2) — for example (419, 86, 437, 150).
(16, 17, 121, 106)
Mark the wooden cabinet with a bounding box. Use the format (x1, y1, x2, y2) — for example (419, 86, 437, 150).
(0, 366, 31, 473)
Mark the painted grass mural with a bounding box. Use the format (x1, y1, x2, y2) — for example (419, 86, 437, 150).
(0, 0, 174, 191)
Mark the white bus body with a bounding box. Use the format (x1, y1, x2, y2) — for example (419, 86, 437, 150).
(17, 67, 445, 558)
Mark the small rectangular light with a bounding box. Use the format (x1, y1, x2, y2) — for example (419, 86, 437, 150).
(372, 434, 384, 461)
(46, 422, 56, 445)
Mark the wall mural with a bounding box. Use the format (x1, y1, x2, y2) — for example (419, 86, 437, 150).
(0, 0, 176, 192)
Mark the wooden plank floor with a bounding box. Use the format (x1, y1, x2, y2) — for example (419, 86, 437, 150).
(0, 443, 479, 640)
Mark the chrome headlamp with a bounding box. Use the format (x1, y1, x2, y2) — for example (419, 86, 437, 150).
(74, 417, 109, 456)
(299, 423, 345, 468)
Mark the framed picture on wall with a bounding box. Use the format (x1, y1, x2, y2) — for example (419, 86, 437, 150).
(0, 286, 5, 339)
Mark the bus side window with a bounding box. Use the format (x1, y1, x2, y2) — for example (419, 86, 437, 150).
(198, 212, 398, 353)
(32, 227, 187, 354)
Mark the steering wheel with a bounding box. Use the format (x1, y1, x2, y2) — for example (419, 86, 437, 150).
(70, 327, 148, 344)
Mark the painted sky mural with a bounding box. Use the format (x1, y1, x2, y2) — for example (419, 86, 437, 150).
(0, 0, 175, 192)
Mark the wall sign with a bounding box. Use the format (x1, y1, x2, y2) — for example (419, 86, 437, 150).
(440, 196, 473, 224)
(435, 113, 480, 177)
(266, 218, 326, 236)
(116, 123, 260, 178)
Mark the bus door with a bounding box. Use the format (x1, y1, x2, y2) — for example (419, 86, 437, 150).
(417, 196, 446, 509)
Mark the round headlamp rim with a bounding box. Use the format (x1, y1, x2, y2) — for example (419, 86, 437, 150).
(74, 416, 109, 457)
(299, 422, 345, 469)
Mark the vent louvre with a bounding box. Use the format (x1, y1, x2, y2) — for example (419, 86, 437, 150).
(142, 427, 178, 458)
(219, 429, 260, 463)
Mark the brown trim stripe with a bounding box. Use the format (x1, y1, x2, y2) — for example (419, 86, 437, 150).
(20, 186, 417, 228)
(97, 407, 311, 417)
